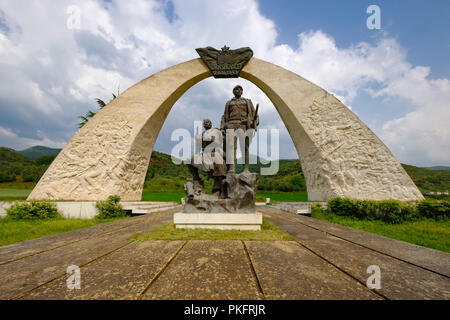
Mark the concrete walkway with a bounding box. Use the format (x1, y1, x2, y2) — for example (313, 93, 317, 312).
(0, 206, 448, 300)
(259, 207, 450, 300)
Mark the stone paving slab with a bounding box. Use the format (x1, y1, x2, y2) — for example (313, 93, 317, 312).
(266, 207, 450, 277)
(21, 241, 185, 300)
(0, 210, 174, 299)
(245, 241, 380, 300)
(0, 216, 147, 265)
(260, 208, 450, 300)
(1, 205, 448, 300)
(142, 240, 261, 300)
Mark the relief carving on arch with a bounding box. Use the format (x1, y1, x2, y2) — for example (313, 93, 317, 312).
(29, 113, 148, 200)
(299, 93, 423, 200)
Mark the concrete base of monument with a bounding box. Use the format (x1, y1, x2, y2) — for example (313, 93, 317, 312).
(173, 212, 263, 230)
(0, 201, 179, 219)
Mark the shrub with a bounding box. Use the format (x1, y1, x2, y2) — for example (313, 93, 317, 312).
(417, 199, 450, 220)
(327, 198, 418, 224)
(7, 201, 60, 219)
(311, 204, 326, 215)
(95, 195, 128, 219)
(357, 200, 379, 220)
(328, 198, 356, 217)
(375, 200, 417, 223)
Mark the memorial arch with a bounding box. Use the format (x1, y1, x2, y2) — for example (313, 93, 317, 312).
(28, 57, 424, 201)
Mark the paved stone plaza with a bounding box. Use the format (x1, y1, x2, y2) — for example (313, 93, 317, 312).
(0, 206, 448, 300)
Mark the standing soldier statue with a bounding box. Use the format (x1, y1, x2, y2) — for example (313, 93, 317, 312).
(221, 85, 259, 173)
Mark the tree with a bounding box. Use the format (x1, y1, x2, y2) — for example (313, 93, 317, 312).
(78, 94, 118, 128)
(0, 169, 16, 182)
(22, 166, 47, 182)
(35, 155, 57, 166)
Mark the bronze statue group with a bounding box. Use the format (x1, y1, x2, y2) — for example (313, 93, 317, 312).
(185, 85, 259, 200)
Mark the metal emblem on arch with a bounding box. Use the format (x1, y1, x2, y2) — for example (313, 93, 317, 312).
(196, 46, 253, 78)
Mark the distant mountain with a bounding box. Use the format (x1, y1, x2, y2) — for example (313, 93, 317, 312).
(14, 146, 61, 160)
(146, 151, 190, 178)
(425, 166, 450, 172)
(0, 147, 33, 166)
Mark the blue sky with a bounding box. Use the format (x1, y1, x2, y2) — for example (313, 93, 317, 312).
(259, 0, 450, 77)
(0, 0, 449, 167)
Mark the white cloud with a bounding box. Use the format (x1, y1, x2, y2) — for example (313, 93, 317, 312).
(258, 30, 450, 165)
(0, 126, 66, 150)
(0, 0, 448, 165)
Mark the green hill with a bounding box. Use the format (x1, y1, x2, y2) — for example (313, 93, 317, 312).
(402, 164, 450, 193)
(0, 147, 33, 165)
(145, 153, 450, 195)
(0, 147, 53, 183)
(426, 166, 450, 172)
(1, 146, 449, 197)
(0, 147, 34, 182)
(146, 151, 190, 179)
(15, 146, 61, 160)
(144, 153, 307, 192)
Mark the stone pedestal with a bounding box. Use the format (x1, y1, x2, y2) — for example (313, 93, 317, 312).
(174, 212, 262, 230)
(177, 172, 261, 230)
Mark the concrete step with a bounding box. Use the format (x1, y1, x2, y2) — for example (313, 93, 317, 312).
(121, 201, 175, 208)
(122, 203, 179, 215)
(270, 202, 327, 216)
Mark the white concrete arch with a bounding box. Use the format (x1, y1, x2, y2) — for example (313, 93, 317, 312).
(28, 58, 423, 201)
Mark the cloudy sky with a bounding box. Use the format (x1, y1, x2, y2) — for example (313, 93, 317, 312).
(0, 0, 449, 166)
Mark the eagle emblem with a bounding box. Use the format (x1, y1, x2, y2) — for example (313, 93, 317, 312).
(196, 46, 253, 78)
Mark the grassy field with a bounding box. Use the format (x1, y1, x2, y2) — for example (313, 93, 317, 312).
(132, 219, 296, 241)
(0, 189, 308, 203)
(312, 210, 450, 253)
(142, 190, 308, 203)
(0, 189, 32, 201)
(0, 217, 121, 247)
(0, 181, 36, 189)
(141, 191, 185, 203)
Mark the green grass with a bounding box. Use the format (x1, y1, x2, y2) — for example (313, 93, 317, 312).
(0, 217, 121, 247)
(141, 191, 185, 203)
(312, 210, 450, 253)
(0, 186, 305, 206)
(141, 190, 308, 204)
(132, 219, 296, 241)
(0, 181, 36, 189)
(0, 189, 32, 201)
